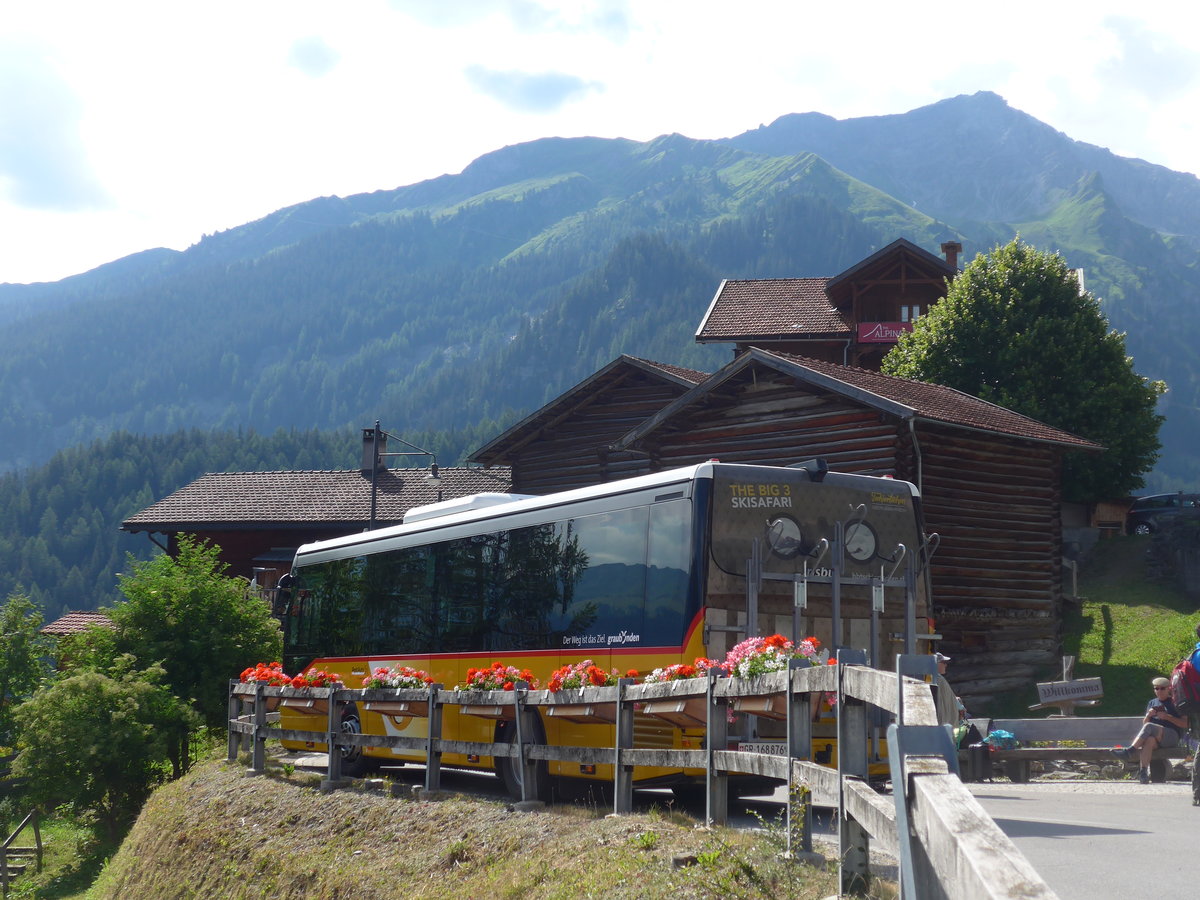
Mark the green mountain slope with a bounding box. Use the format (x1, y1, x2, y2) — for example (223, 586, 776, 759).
(0, 137, 944, 472)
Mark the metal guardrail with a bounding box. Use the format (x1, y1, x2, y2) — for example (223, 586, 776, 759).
(229, 654, 1057, 898)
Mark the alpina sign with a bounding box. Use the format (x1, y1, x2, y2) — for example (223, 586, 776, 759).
(857, 321, 913, 343)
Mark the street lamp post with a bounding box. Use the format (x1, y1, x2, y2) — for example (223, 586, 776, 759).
(365, 421, 442, 531)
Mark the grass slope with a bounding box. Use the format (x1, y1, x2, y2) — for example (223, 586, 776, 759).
(1063, 535, 1200, 715)
(84, 757, 863, 900)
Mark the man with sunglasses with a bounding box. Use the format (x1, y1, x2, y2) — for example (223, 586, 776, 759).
(1112, 676, 1187, 783)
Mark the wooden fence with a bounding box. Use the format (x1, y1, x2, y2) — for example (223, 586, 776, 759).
(228, 654, 1056, 898)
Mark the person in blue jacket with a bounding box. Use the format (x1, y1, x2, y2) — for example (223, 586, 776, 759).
(1190, 622, 1200, 805)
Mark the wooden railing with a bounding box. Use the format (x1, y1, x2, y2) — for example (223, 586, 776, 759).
(228, 654, 1057, 898)
(0, 808, 42, 899)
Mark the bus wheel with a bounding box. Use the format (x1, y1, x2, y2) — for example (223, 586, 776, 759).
(338, 705, 370, 777)
(497, 720, 551, 803)
(670, 784, 706, 809)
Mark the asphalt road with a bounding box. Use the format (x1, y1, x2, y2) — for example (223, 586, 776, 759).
(969, 779, 1198, 899)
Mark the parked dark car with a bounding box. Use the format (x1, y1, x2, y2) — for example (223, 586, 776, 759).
(1127, 492, 1200, 535)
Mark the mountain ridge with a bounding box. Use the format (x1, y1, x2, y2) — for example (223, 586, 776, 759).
(0, 91, 1195, 490)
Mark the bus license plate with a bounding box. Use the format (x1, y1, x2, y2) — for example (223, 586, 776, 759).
(737, 742, 786, 755)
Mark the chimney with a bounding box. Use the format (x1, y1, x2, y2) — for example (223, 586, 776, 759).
(361, 426, 387, 475)
(941, 241, 962, 270)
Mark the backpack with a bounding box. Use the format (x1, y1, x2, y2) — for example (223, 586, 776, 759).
(1169, 658, 1200, 716)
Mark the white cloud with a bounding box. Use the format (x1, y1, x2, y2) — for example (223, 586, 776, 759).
(0, 40, 110, 211)
(288, 36, 342, 78)
(2, 1, 1200, 284)
(465, 66, 604, 112)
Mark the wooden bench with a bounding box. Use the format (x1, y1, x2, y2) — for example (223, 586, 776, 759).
(983, 716, 1191, 783)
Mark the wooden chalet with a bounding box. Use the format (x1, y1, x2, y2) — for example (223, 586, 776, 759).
(472, 350, 1099, 711)
(121, 463, 512, 597)
(696, 238, 960, 369)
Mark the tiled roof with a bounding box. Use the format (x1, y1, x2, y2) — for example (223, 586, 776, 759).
(41, 611, 115, 636)
(122, 466, 513, 531)
(766, 352, 1101, 449)
(695, 278, 851, 341)
(613, 349, 1100, 452)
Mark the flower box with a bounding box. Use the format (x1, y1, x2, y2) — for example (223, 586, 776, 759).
(544, 701, 617, 725)
(641, 697, 708, 729)
(280, 697, 329, 716)
(241, 695, 281, 713)
(363, 700, 427, 718)
(460, 704, 516, 721)
(731, 694, 788, 720)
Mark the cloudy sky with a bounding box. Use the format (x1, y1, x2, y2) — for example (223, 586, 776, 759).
(3, 1, 1199, 284)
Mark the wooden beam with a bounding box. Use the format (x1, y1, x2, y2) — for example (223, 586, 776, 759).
(909, 768, 1056, 899)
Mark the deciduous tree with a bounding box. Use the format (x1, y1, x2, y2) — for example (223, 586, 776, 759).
(12, 661, 198, 841)
(0, 590, 50, 745)
(108, 535, 282, 734)
(883, 238, 1165, 501)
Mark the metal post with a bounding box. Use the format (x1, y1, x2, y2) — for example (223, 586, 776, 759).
(425, 683, 443, 792)
(325, 690, 342, 783)
(251, 682, 266, 773)
(831, 521, 844, 649)
(227, 680, 240, 762)
(786, 657, 814, 856)
(869, 573, 881, 669)
(368, 421, 380, 531)
(513, 681, 529, 803)
(614, 677, 635, 815)
(705, 670, 729, 827)
(837, 649, 869, 896)
(747, 538, 761, 640)
(904, 555, 917, 656)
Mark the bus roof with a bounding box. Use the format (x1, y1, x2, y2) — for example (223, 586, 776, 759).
(291, 460, 918, 566)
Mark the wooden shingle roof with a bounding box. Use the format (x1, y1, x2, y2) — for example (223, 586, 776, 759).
(41, 611, 115, 636)
(695, 277, 848, 342)
(769, 353, 1101, 449)
(121, 466, 512, 532)
(612, 349, 1101, 452)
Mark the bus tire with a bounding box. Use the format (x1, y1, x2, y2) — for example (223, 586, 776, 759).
(497, 719, 551, 803)
(338, 704, 371, 777)
(670, 784, 706, 808)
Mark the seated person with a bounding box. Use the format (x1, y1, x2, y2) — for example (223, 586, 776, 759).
(1112, 676, 1187, 783)
(933, 652, 967, 726)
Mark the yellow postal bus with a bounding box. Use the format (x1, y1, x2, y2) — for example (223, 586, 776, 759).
(279, 460, 931, 797)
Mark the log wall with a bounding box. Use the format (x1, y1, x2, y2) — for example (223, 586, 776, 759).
(502, 369, 682, 494)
